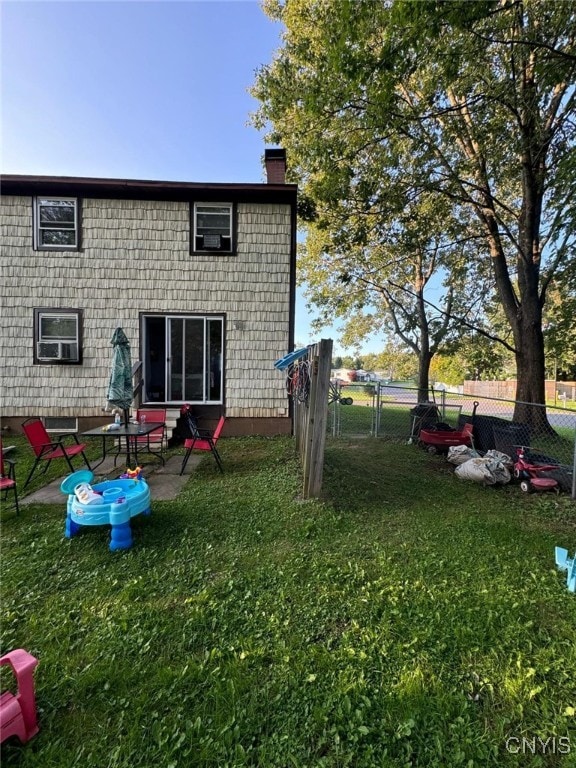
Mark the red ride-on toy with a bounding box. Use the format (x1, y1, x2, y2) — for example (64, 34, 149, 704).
(513, 445, 559, 493)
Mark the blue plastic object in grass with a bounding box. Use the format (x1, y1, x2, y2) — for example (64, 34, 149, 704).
(555, 547, 576, 593)
(60, 469, 151, 552)
(274, 347, 308, 371)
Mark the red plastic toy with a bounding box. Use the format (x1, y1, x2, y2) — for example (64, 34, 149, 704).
(0, 649, 39, 744)
(513, 446, 559, 493)
(419, 422, 474, 454)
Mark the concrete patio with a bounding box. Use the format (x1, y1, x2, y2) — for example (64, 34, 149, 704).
(20, 453, 202, 505)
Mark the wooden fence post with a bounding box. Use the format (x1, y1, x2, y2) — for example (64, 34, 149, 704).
(285, 340, 332, 498)
(302, 339, 332, 498)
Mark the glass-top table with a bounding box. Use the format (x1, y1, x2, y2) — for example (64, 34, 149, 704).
(82, 422, 166, 469)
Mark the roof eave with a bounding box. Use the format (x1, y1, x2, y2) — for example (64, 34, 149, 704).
(1, 174, 298, 204)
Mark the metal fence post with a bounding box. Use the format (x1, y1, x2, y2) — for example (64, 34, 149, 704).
(572, 424, 576, 500)
(375, 383, 381, 437)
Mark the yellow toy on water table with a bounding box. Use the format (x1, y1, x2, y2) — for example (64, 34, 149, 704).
(121, 467, 142, 480)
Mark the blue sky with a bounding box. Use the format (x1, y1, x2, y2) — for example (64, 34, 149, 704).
(1, 0, 383, 354)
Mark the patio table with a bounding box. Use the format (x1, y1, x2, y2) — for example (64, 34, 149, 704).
(82, 422, 166, 469)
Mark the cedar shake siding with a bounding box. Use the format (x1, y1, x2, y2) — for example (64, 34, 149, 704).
(0, 171, 297, 436)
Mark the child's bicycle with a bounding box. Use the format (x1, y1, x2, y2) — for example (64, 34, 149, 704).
(513, 445, 559, 493)
(328, 381, 353, 406)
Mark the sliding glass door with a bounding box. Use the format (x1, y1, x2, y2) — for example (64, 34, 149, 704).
(143, 315, 223, 404)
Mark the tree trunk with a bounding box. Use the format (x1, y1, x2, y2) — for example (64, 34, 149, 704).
(512, 307, 554, 435)
(416, 282, 431, 402)
(416, 353, 432, 403)
(483, 167, 553, 435)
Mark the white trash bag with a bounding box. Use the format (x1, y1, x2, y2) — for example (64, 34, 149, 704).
(455, 455, 511, 486)
(484, 449, 512, 464)
(447, 445, 481, 466)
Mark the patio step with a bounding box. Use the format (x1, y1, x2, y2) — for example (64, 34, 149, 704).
(165, 408, 180, 443)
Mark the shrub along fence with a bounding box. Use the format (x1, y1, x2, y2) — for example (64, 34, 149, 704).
(328, 382, 576, 499)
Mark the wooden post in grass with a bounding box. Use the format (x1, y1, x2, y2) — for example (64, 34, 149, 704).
(302, 338, 332, 498)
(294, 390, 306, 457)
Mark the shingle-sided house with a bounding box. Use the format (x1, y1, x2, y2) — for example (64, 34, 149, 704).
(0, 149, 297, 438)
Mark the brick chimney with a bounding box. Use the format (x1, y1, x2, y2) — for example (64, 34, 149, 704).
(264, 148, 286, 184)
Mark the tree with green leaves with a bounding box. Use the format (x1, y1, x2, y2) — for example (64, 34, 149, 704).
(253, 0, 576, 432)
(436, 295, 516, 382)
(300, 185, 489, 399)
(543, 266, 576, 380)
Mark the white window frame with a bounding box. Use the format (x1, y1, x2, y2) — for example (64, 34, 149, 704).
(33, 197, 79, 250)
(142, 313, 224, 404)
(43, 417, 79, 433)
(34, 308, 82, 364)
(192, 202, 233, 253)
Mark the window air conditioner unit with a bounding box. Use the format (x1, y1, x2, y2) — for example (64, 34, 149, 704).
(37, 341, 79, 361)
(202, 234, 222, 250)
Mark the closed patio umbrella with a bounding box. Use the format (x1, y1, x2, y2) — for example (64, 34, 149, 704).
(107, 327, 133, 427)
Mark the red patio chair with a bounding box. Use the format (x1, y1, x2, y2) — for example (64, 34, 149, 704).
(180, 415, 226, 475)
(127, 408, 167, 464)
(0, 438, 18, 515)
(22, 417, 91, 488)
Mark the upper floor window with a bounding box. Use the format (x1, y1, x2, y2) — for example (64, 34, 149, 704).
(192, 202, 235, 253)
(34, 308, 82, 364)
(33, 197, 80, 250)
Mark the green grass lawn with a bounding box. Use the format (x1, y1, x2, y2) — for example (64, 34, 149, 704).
(1, 436, 575, 767)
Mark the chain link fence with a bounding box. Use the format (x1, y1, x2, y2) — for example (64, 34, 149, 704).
(327, 381, 576, 498)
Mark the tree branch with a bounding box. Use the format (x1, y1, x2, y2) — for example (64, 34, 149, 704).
(387, 280, 517, 353)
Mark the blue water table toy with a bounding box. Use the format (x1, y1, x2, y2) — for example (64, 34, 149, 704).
(60, 469, 151, 551)
(555, 547, 576, 593)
